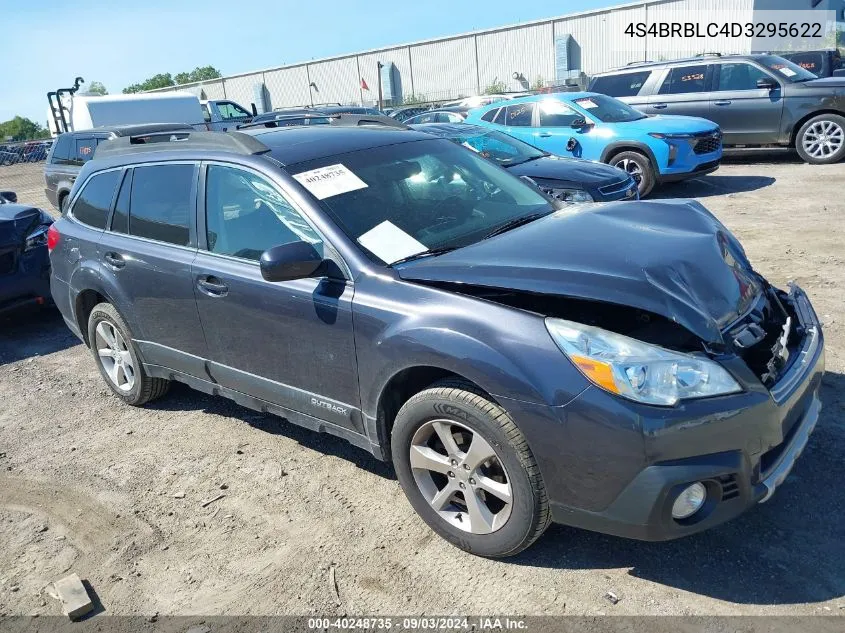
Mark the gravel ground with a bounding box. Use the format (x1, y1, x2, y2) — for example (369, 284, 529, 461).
(1, 155, 844, 617)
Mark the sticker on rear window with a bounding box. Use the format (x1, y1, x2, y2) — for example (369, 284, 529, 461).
(293, 163, 368, 200)
(574, 98, 598, 109)
(357, 221, 427, 264)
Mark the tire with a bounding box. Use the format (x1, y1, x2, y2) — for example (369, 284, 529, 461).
(609, 150, 656, 198)
(795, 114, 845, 165)
(87, 302, 170, 406)
(391, 379, 550, 558)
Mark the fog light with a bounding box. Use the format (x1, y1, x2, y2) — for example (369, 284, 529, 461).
(671, 482, 707, 519)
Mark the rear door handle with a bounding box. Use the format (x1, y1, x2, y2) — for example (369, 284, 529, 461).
(652, 103, 668, 110)
(537, 132, 552, 138)
(197, 275, 229, 297)
(714, 100, 732, 106)
(103, 252, 125, 269)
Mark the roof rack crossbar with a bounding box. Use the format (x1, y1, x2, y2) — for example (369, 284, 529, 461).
(94, 130, 270, 159)
(238, 113, 408, 131)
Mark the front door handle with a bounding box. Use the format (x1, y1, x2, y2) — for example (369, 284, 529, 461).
(652, 103, 668, 110)
(714, 100, 732, 106)
(103, 252, 125, 269)
(197, 275, 229, 297)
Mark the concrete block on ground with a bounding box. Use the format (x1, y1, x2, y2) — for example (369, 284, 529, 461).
(53, 573, 93, 620)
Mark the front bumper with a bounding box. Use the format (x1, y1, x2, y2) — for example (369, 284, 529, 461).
(507, 285, 824, 541)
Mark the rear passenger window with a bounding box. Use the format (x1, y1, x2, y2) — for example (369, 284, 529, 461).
(129, 164, 195, 246)
(505, 104, 533, 127)
(590, 71, 652, 97)
(71, 170, 121, 229)
(659, 65, 709, 95)
(74, 137, 97, 164)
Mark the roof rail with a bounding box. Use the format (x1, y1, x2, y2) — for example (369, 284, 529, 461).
(238, 113, 409, 131)
(694, 52, 723, 57)
(94, 130, 270, 159)
(626, 60, 656, 66)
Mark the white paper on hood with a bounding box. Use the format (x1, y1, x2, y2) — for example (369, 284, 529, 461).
(357, 221, 428, 264)
(292, 164, 368, 200)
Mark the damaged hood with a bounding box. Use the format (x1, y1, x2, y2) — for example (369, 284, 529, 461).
(0, 203, 53, 248)
(396, 199, 763, 344)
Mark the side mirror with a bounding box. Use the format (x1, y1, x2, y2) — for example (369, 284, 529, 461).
(0, 191, 17, 203)
(570, 117, 588, 128)
(260, 241, 323, 282)
(757, 77, 777, 90)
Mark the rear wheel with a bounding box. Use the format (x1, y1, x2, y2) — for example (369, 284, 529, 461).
(391, 379, 550, 558)
(795, 114, 845, 164)
(609, 150, 656, 198)
(87, 302, 170, 406)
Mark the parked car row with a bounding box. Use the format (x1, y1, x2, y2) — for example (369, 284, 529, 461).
(0, 140, 53, 165)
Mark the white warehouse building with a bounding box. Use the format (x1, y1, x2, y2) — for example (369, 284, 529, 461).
(151, 0, 844, 110)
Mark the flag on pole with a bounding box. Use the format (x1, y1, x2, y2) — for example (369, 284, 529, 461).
(361, 78, 370, 91)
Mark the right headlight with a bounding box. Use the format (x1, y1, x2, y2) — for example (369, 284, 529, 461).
(545, 318, 741, 406)
(545, 187, 594, 203)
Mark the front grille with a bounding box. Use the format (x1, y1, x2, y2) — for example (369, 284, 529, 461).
(718, 474, 740, 501)
(599, 177, 636, 196)
(693, 130, 722, 155)
(0, 249, 16, 276)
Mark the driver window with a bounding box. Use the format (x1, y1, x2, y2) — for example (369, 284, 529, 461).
(538, 100, 580, 127)
(205, 165, 322, 262)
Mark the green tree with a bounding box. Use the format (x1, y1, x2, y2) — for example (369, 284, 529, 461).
(87, 81, 108, 96)
(180, 65, 222, 83)
(531, 75, 545, 91)
(123, 73, 176, 94)
(483, 79, 507, 95)
(0, 116, 50, 141)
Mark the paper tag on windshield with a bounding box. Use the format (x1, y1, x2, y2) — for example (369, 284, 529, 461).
(778, 67, 797, 78)
(575, 99, 598, 109)
(357, 221, 427, 264)
(292, 164, 368, 200)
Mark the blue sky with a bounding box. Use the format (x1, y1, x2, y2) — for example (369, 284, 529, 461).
(1, 0, 623, 124)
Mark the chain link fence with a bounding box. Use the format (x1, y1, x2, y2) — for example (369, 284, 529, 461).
(0, 139, 54, 214)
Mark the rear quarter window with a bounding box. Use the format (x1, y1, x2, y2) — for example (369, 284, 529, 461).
(590, 71, 652, 97)
(128, 164, 195, 246)
(71, 170, 122, 229)
(49, 135, 73, 165)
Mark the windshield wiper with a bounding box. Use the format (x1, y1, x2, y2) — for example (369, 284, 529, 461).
(482, 211, 550, 240)
(389, 245, 459, 267)
(507, 154, 547, 166)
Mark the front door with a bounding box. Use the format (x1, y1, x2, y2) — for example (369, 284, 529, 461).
(191, 162, 362, 433)
(529, 99, 590, 158)
(708, 62, 784, 145)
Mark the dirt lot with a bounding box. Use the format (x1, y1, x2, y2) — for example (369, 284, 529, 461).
(1, 156, 844, 617)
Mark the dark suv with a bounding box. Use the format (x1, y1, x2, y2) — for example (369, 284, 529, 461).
(589, 53, 845, 164)
(44, 123, 195, 212)
(49, 127, 823, 557)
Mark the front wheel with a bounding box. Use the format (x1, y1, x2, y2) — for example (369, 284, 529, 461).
(609, 150, 656, 198)
(795, 114, 845, 165)
(391, 380, 550, 558)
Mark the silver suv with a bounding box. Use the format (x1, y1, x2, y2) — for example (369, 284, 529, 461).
(589, 53, 845, 164)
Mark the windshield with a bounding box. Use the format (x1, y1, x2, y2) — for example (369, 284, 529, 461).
(447, 128, 546, 166)
(758, 55, 818, 82)
(288, 138, 554, 264)
(572, 94, 646, 123)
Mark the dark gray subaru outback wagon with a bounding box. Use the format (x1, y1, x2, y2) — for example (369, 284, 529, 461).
(48, 126, 824, 557)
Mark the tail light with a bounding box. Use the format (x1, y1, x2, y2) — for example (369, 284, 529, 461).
(47, 224, 60, 253)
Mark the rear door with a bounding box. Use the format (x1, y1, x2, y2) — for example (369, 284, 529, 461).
(496, 103, 535, 144)
(98, 162, 209, 377)
(707, 62, 784, 145)
(191, 162, 361, 432)
(589, 69, 655, 111)
(647, 63, 714, 118)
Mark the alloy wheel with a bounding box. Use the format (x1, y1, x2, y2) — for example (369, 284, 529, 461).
(613, 158, 644, 183)
(409, 419, 513, 535)
(803, 120, 844, 159)
(95, 320, 135, 392)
